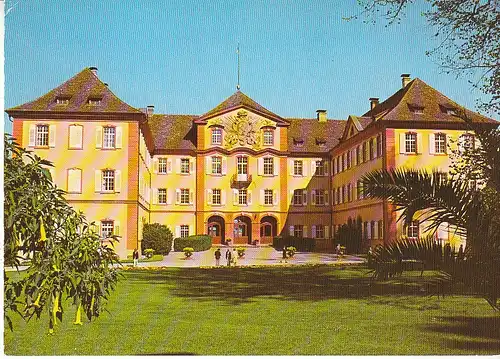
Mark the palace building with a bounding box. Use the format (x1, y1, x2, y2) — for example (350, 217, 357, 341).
(7, 68, 497, 258)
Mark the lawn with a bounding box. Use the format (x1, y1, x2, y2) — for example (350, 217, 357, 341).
(4, 266, 500, 355)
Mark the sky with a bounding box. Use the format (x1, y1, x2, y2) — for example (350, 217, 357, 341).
(3, 0, 495, 133)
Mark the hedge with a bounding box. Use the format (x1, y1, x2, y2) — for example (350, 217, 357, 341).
(142, 223, 174, 255)
(272, 236, 316, 252)
(173, 235, 212, 252)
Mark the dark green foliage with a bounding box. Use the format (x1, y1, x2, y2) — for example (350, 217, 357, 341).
(142, 223, 173, 255)
(273, 236, 316, 252)
(334, 217, 363, 253)
(173, 235, 212, 252)
(4, 135, 120, 331)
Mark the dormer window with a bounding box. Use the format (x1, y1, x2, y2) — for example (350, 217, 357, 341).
(263, 129, 274, 146)
(293, 138, 304, 147)
(316, 138, 326, 147)
(440, 104, 458, 116)
(408, 104, 424, 114)
(55, 97, 70, 105)
(211, 127, 223, 145)
(88, 97, 102, 105)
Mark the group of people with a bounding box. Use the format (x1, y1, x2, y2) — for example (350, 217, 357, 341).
(214, 248, 238, 267)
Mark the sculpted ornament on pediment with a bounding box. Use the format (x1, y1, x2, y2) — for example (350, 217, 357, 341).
(207, 110, 276, 150)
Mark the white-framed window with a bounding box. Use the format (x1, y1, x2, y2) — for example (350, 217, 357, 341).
(347, 183, 352, 202)
(315, 190, 325, 205)
(103, 127, 116, 149)
(264, 189, 273, 205)
(180, 225, 189, 238)
(341, 153, 345, 171)
(341, 186, 346, 203)
(346, 151, 351, 169)
(369, 138, 375, 160)
(405, 133, 417, 153)
(377, 134, 383, 157)
(212, 189, 221, 205)
(158, 188, 167, 204)
(211, 128, 222, 145)
(237, 156, 248, 175)
(102, 170, 115, 192)
(356, 146, 361, 165)
(336, 188, 340, 204)
(357, 180, 363, 200)
(238, 189, 248, 205)
(67, 168, 82, 193)
(263, 157, 274, 176)
(293, 189, 303, 206)
(378, 220, 384, 239)
(180, 158, 190, 174)
(68, 124, 83, 149)
(336, 157, 341, 172)
(180, 189, 190, 204)
(56, 97, 70, 105)
(101, 221, 114, 239)
(263, 129, 274, 146)
(294, 225, 304, 238)
(293, 160, 303, 176)
(315, 160, 325, 176)
(212, 156, 222, 174)
(435, 133, 446, 154)
(362, 142, 367, 162)
(407, 221, 419, 239)
(36, 124, 49, 147)
(316, 225, 325, 239)
(158, 158, 168, 174)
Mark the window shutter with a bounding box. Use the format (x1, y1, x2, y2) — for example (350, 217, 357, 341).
(190, 159, 195, 173)
(96, 126, 103, 149)
(325, 225, 329, 239)
(222, 157, 227, 175)
(311, 225, 317, 239)
(303, 190, 308, 206)
(189, 190, 194, 204)
(325, 190, 329, 205)
(333, 158, 337, 174)
(373, 221, 378, 239)
(373, 138, 378, 158)
(175, 226, 181, 238)
(221, 190, 226, 205)
(206, 157, 211, 175)
(153, 158, 158, 174)
(176, 159, 181, 174)
(258, 157, 263, 175)
(49, 125, 56, 147)
(29, 125, 36, 147)
(247, 190, 252, 205)
(399, 133, 406, 154)
(166, 189, 172, 205)
(417, 133, 423, 154)
(113, 170, 121, 192)
(311, 161, 316, 176)
(352, 149, 357, 166)
(152, 189, 158, 204)
(429, 133, 435, 154)
(115, 126, 123, 148)
(273, 191, 278, 205)
(273, 159, 278, 176)
(324, 161, 329, 175)
(207, 189, 213, 205)
(289, 226, 294, 236)
(167, 159, 173, 173)
(311, 190, 316, 205)
(233, 189, 238, 205)
(175, 189, 180, 204)
(94, 170, 102, 192)
(114, 221, 120, 236)
(303, 161, 308, 176)
(303, 226, 308, 237)
(260, 190, 264, 205)
(289, 160, 294, 175)
(367, 222, 371, 240)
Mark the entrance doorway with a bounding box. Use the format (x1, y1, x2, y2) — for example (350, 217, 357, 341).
(260, 216, 277, 244)
(207, 215, 225, 244)
(234, 216, 252, 244)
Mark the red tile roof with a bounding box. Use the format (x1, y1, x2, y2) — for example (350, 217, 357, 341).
(7, 68, 141, 114)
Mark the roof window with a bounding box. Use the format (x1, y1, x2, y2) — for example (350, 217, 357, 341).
(316, 138, 327, 147)
(55, 97, 70, 105)
(408, 104, 424, 114)
(88, 97, 102, 105)
(293, 138, 304, 147)
(439, 104, 458, 116)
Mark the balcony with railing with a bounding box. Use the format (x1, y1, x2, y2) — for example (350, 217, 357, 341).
(230, 173, 252, 188)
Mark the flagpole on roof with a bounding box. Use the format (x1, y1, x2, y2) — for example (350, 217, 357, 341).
(237, 43, 241, 91)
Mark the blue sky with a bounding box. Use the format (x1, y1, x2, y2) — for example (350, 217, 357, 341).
(4, 0, 494, 133)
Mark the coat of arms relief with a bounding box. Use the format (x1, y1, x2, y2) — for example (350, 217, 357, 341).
(208, 110, 275, 150)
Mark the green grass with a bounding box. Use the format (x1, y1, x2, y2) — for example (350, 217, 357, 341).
(4, 266, 500, 355)
(120, 254, 164, 264)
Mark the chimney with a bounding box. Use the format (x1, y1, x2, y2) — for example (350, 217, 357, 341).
(369, 97, 379, 110)
(147, 105, 154, 116)
(104, 83, 109, 87)
(89, 66, 98, 76)
(316, 109, 327, 123)
(401, 73, 411, 88)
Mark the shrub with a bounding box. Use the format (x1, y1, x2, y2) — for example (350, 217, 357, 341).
(174, 235, 212, 252)
(183, 247, 194, 258)
(273, 236, 315, 252)
(286, 246, 297, 257)
(142, 223, 174, 255)
(225, 238, 232, 245)
(144, 248, 154, 259)
(237, 247, 246, 257)
(333, 216, 363, 254)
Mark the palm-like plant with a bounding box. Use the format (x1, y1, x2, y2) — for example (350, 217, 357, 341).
(361, 123, 500, 311)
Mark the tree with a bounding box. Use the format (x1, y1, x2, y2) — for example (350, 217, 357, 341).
(360, 120, 500, 310)
(348, 0, 500, 113)
(4, 135, 121, 332)
(142, 223, 174, 255)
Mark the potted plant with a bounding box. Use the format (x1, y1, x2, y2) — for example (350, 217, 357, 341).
(286, 246, 297, 258)
(183, 247, 194, 259)
(237, 247, 246, 258)
(144, 248, 154, 259)
(225, 238, 232, 246)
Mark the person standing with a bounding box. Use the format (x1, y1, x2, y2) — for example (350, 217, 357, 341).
(457, 244, 464, 261)
(232, 248, 238, 267)
(282, 246, 287, 263)
(226, 248, 232, 267)
(214, 248, 222, 266)
(133, 248, 139, 267)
